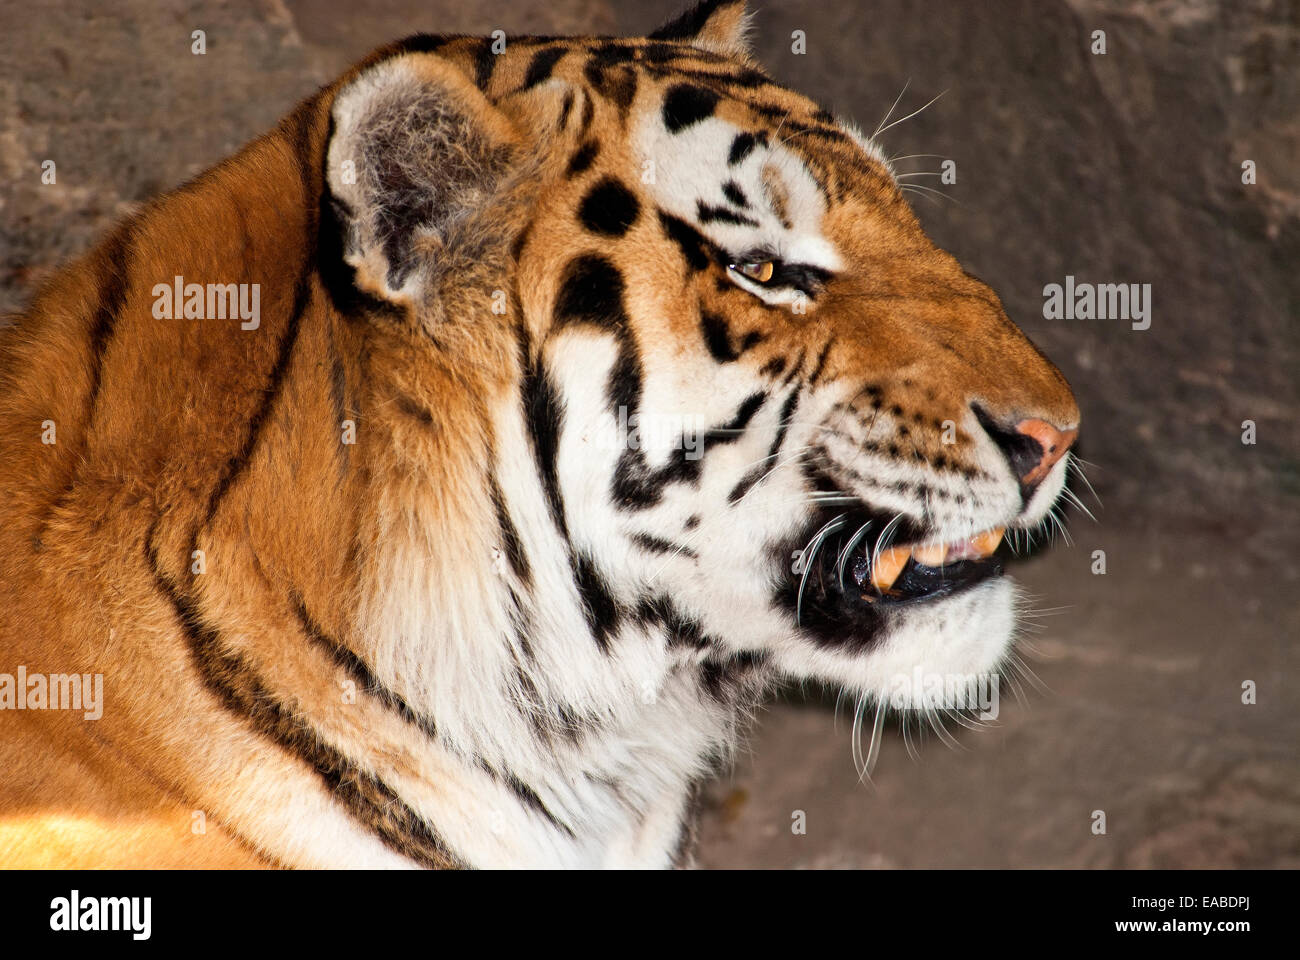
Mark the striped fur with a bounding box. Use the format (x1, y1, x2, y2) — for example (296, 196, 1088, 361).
(0, 1, 1078, 868)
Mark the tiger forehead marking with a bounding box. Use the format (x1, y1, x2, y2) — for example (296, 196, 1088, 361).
(0, 0, 1079, 869)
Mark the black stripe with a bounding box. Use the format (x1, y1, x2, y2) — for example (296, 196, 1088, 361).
(206, 107, 324, 528)
(696, 201, 760, 228)
(297, 593, 573, 836)
(584, 62, 638, 116)
(557, 89, 575, 129)
(606, 335, 642, 418)
(639, 41, 722, 65)
(643, 63, 772, 90)
(554, 254, 627, 329)
(574, 551, 620, 652)
(700, 310, 739, 362)
(747, 105, 853, 146)
(781, 348, 806, 386)
(729, 389, 799, 503)
(38, 221, 136, 535)
(471, 37, 497, 91)
(202, 270, 312, 527)
(634, 595, 709, 650)
(517, 322, 624, 657)
(292, 595, 439, 740)
(567, 139, 600, 177)
(807, 338, 834, 386)
(520, 338, 569, 541)
(700, 650, 770, 703)
(727, 131, 766, 166)
(490, 472, 533, 587)
(588, 42, 635, 67)
(721, 180, 749, 208)
(578, 178, 641, 237)
(631, 532, 698, 558)
(503, 579, 537, 663)
(658, 211, 714, 271)
(662, 83, 720, 133)
(714, 391, 767, 436)
(612, 392, 766, 510)
(503, 772, 575, 837)
(522, 46, 566, 90)
(145, 525, 462, 869)
(84, 224, 135, 419)
(389, 34, 453, 56)
(768, 261, 834, 297)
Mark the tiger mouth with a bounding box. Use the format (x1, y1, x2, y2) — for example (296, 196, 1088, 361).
(848, 527, 1005, 605)
(780, 504, 1008, 631)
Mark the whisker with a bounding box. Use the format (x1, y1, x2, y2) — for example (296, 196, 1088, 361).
(885, 152, 948, 164)
(870, 513, 906, 575)
(854, 696, 887, 783)
(834, 520, 874, 589)
(796, 513, 847, 625)
(901, 182, 959, 205)
(875, 88, 947, 138)
(900, 184, 942, 207)
(873, 78, 911, 138)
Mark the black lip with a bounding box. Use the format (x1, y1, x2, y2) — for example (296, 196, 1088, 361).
(871, 553, 1004, 607)
(770, 500, 1005, 650)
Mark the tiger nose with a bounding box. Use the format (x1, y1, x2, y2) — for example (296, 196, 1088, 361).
(973, 405, 1077, 489)
(1010, 418, 1077, 486)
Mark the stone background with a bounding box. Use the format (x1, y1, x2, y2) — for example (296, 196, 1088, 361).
(2, 0, 1295, 867)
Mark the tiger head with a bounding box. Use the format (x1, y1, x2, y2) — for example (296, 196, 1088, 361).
(325, 1, 1079, 739)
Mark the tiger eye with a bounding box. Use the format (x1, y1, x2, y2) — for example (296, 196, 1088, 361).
(731, 260, 775, 283)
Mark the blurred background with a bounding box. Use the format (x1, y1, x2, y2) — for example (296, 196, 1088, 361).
(1, 0, 1295, 866)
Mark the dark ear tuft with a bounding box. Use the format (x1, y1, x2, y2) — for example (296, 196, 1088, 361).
(325, 54, 521, 314)
(649, 0, 751, 58)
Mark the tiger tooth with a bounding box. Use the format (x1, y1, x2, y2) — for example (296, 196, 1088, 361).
(911, 542, 948, 567)
(971, 527, 1005, 558)
(870, 546, 911, 592)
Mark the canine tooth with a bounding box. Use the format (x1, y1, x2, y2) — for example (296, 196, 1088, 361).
(912, 542, 948, 567)
(971, 527, 1005, 557)
(870, 546, 911, 592)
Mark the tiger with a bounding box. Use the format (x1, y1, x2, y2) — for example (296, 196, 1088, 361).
(0, 0, 1080, 869)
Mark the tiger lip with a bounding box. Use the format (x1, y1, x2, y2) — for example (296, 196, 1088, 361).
(869, 527, 1006, 593)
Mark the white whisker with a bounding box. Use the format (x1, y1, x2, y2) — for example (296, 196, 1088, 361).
(875, 88, 947, 138)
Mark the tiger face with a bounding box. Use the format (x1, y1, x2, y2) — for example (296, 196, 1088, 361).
(327, 0, 1078, 736)
(0, 0, 1080, 869)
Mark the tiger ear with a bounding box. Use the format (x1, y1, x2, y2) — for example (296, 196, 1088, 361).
(325, 54, 521, 313)
(650, 0, 752, 58)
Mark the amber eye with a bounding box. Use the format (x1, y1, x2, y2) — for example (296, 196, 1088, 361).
(729, 260, 775, 284)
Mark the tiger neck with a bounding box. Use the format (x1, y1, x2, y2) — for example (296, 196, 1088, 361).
(332, 330, 737, 861)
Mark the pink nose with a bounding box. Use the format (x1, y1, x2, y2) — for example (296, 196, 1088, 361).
(1014, 419, 1077, 486)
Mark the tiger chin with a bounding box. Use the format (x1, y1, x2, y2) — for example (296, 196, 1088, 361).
(0, 0, 1079, 869)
